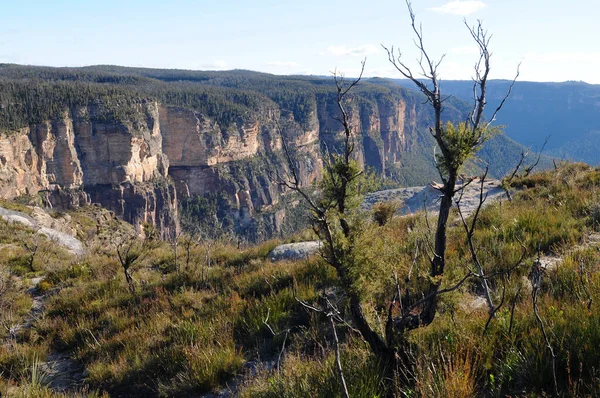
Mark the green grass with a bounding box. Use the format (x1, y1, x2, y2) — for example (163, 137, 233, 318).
(31, 235, 330, 396)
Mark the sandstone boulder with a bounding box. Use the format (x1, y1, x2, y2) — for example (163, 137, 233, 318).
(269, 240, 322, 262)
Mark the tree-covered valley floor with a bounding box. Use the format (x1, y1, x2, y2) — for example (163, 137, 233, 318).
(4, 163, 600, 397)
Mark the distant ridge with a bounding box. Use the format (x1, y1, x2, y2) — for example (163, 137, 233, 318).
(392, 78, 600, 165)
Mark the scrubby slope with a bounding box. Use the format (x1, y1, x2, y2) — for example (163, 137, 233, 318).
(3, 163, 600, 396)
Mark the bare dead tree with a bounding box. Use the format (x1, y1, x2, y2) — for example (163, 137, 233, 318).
(19, 233, 52, 274)
(502, 136, 549, 200)
(454, 166, 527, 334)
(263, 308, 293, 371)
(523, 136, 550, 177)
(482, 278, 506, 336)
(455, 167, 494, 313)
(454, 173, 529, 334)
(116, 237, 145, 294)
(22, 236, 41, 273)
(381, 0, 519, 334)
(294, 292, 351, 398)
(479, 236, 528, 336)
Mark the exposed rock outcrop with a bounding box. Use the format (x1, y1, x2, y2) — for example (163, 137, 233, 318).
(0, 90, 447, 239)
(0, 101, 177, 236)
(269, 241, 322, 262)
(362, 179, 507, 218)
(0, 206, 84, 256)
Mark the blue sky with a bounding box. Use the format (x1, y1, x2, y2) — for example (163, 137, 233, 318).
(0, 0, 597, 83)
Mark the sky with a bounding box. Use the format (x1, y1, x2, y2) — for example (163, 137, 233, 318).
(0, 0, 597, 83)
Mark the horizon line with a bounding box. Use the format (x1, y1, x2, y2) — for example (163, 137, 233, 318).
(0, 62, 596, 86)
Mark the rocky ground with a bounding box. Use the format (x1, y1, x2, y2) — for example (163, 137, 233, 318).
(0, 206, 85, 256)
(363, 178, 507, 218)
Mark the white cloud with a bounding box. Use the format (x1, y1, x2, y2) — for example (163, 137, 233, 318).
(429, 1, 487, 16)
(265, 61, 299, 67)
(324, 44, 379, 57)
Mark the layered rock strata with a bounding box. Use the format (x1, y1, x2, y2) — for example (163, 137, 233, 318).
(0, 92, 423, 239)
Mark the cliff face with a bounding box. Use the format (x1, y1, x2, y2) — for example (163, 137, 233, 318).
(159, 101, 322, 238)
(0, 90, 430, 240)
(0, 101, 177, 236)
(314, 93, 421, 176)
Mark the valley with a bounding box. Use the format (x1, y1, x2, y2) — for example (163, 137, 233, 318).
(2, 0, 600, 396)
(0, 64, 541, 241)
(394, 78, 600, 164)
(0, 64, 599, 398)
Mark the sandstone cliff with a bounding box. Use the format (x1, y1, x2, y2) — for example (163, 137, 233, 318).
(0, 101, 176, 236)
(0, 91, 440, 240)
(0, 65, 484, 240)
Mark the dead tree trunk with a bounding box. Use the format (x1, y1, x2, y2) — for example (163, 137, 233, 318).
(117, 237, 144, 295)
(330, 315, 350, 398)
(383, 0, 518, 334)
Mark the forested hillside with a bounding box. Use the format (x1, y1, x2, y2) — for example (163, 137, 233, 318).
(0, 63, 534, 178)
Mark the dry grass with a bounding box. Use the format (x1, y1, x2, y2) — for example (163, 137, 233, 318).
(5, 164, 600, 396)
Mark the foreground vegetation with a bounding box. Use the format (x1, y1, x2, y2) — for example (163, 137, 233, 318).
(0, 163, 600, 396)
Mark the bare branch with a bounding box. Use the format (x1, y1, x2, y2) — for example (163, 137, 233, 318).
(486, 63, 521, 129)
(523, 135, 549, 177)
(508, 285, 522, 335)
(506, 149, 530, 183)
(455, 167, 494, 313)
(330, 315, 350, 398)
(483, 278, 506, 336)
(398, 270, 476, 326)
(263, 308, 292, 371)
(294, 295, 324, 314)
(503, 135, 549, 200)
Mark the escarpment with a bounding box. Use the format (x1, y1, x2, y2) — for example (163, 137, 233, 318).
(0, 65, 487, 240)
(0, 91, 435, 239)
